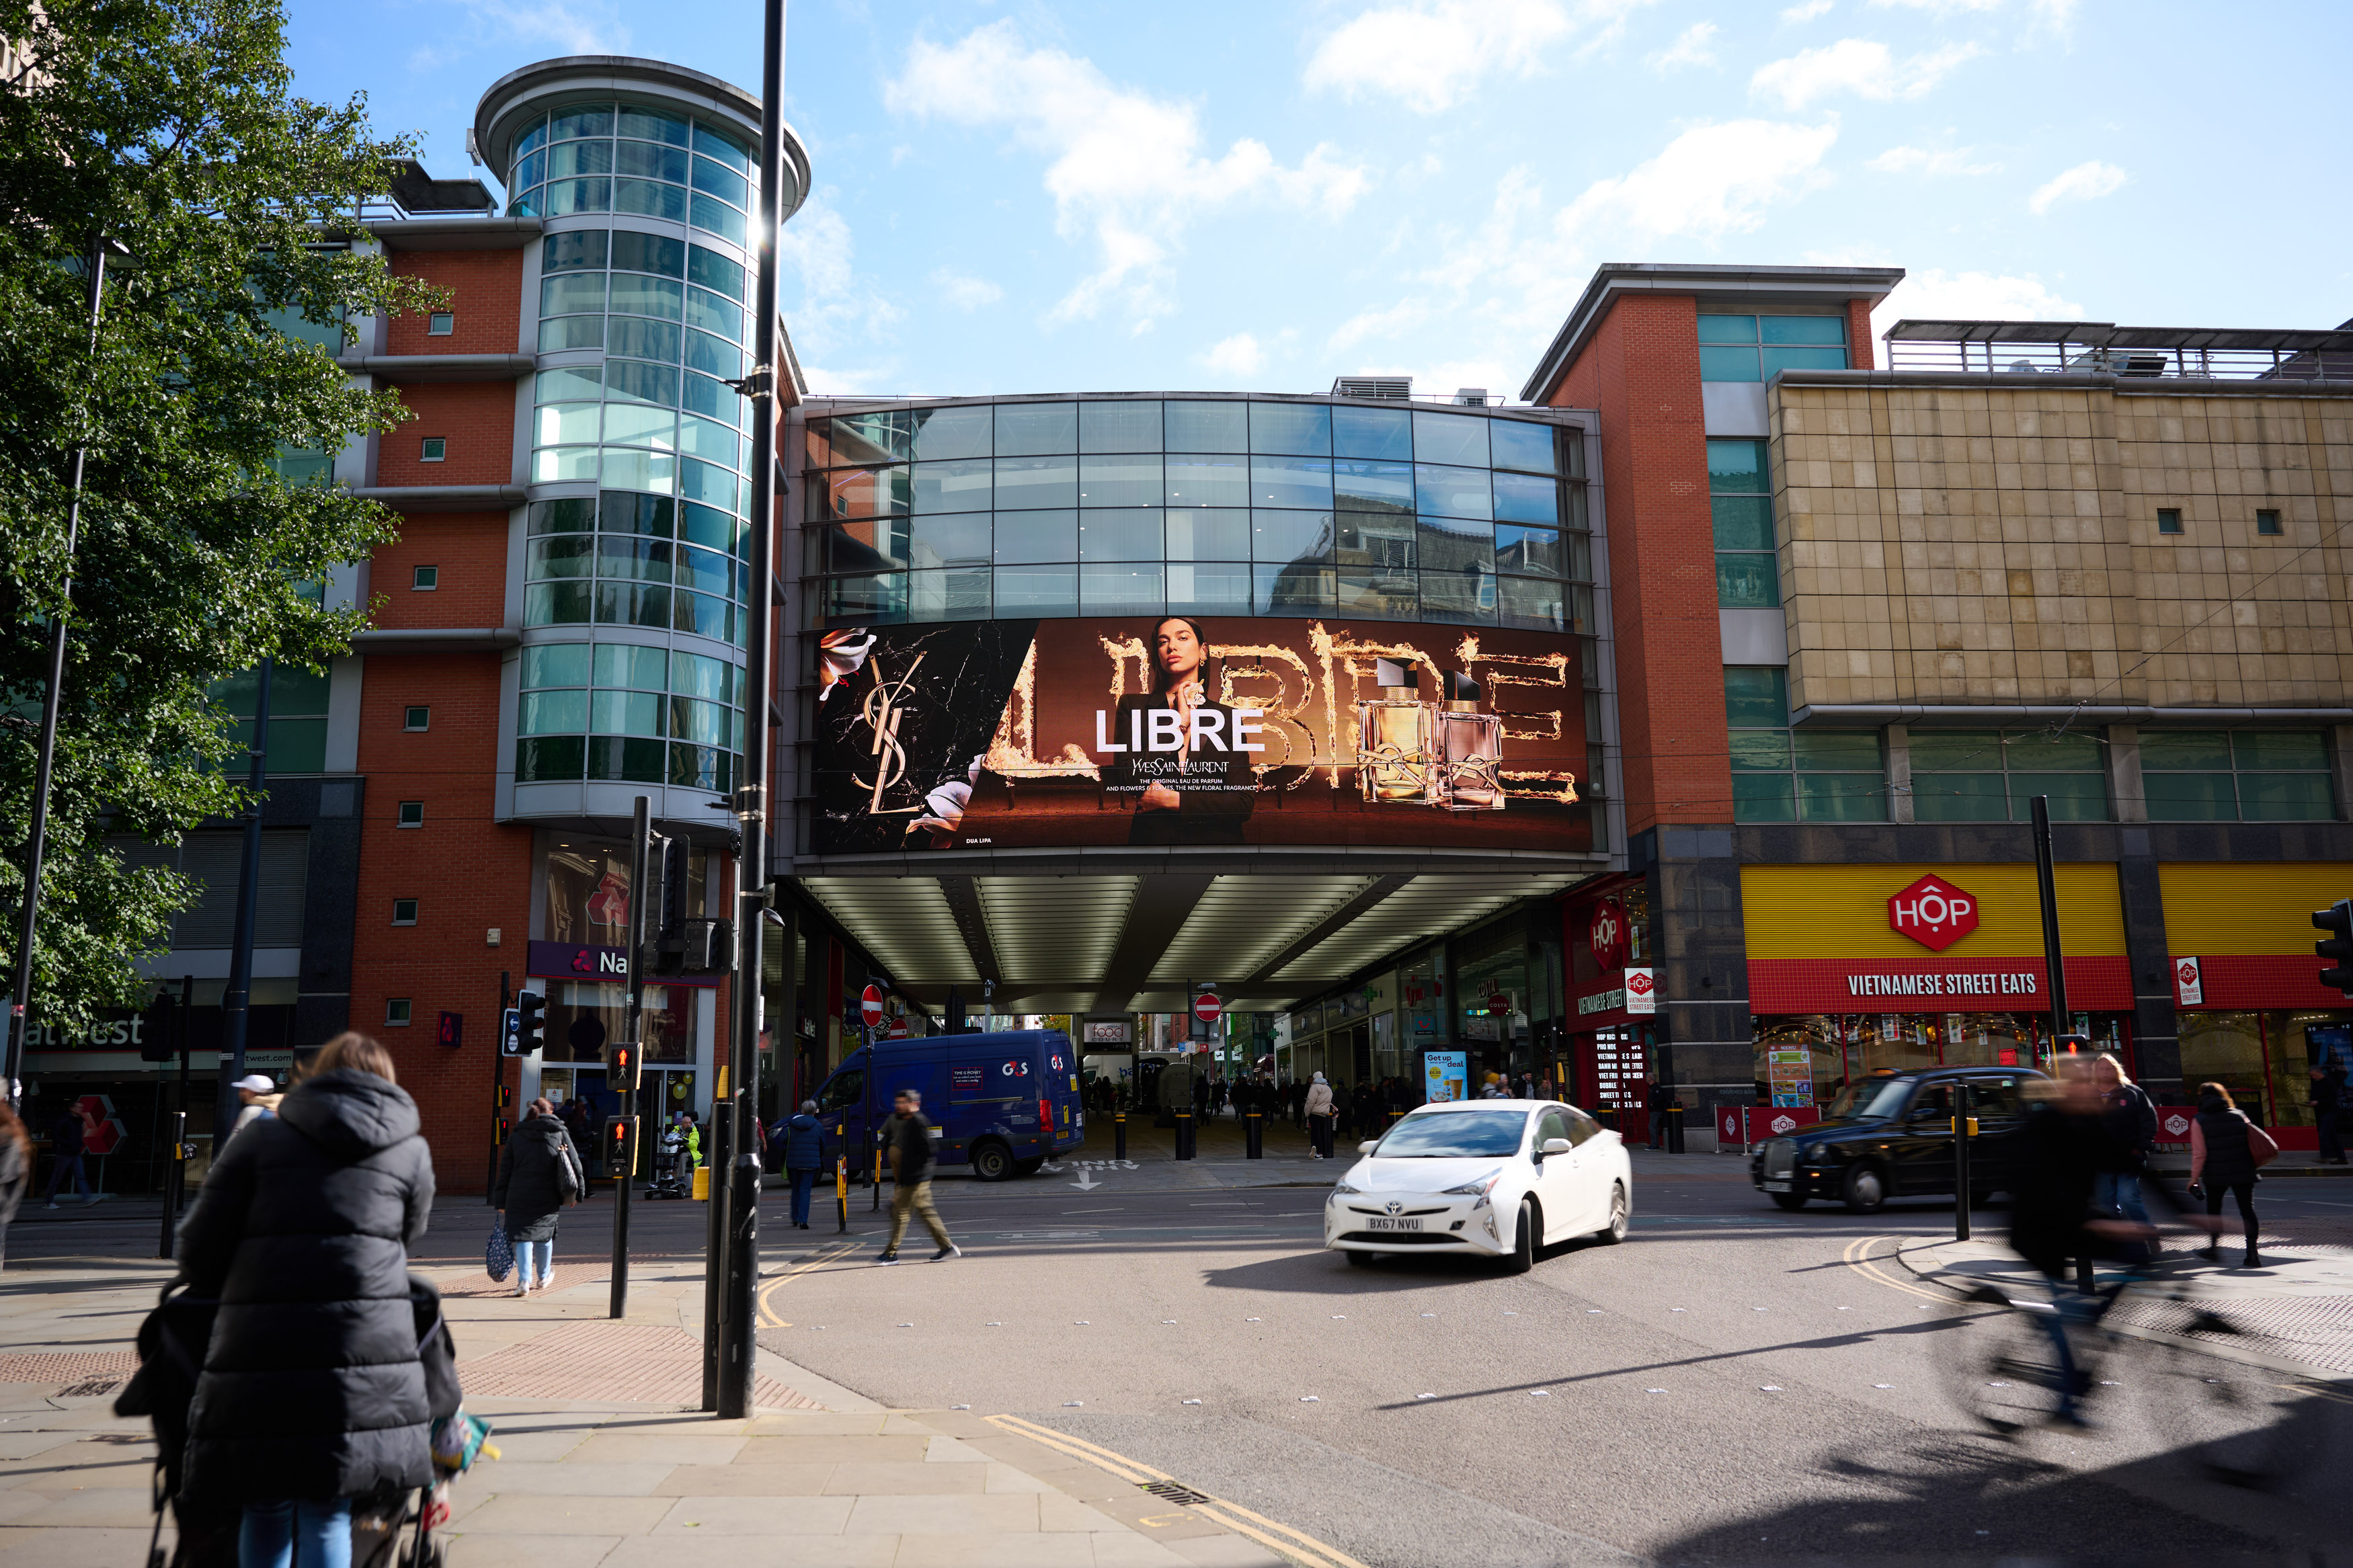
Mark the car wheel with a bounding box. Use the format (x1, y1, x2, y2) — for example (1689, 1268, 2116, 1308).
(1345, 1249, 1378, 1267)
(1841, 1163, 1888, 1214)
(1770, 1192, 1808, 1212)
(1502, 1199, 1536, 1274)
(1597, 1182, 1630, 1244)
(969, 1139, 1014, 1182)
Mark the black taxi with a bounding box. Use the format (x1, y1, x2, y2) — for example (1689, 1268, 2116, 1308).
(1749, 1066, 2050, 1212)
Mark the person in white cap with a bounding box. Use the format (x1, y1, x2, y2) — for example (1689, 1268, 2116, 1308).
(230, 1074, 281, 1140)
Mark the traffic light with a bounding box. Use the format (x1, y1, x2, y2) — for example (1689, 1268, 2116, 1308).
(605, 1038, 641, 1094)
(516, 991, 546, 1055)
(601, 1114, 636, 1178)
(647, 831, 734, 977)
(2315, 900, 2353, 995)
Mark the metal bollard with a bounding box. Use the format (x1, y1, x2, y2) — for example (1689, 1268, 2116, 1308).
(1245, 1109, 1263, 1159)
(1667, 1105, 1685, 1154)
(835, 1142, 848, 1234)
(156, 1111, 186, 1260)
(1174, 1107, 1194, 1161)
(1114, 1108, 1126, 1162)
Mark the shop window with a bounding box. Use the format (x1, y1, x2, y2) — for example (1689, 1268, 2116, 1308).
(1909, 729, 2108, 823)
(1696, 314, 1848, 383)
(1724, 667, 1882, 823)
(2141, 730, 2335, 821)
(1708, 439, 1777, 608)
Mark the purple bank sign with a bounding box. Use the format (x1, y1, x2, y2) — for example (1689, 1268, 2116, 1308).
(524, 941, 721, 989)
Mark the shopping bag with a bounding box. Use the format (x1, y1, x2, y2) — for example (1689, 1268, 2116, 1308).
(485, 1223, 514, 1283)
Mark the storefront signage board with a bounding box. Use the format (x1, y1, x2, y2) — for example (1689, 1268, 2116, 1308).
(2172, 956, 2203, 1007)
(1624, 967, 1656, 1016)
(1424, 1050, 1468, 1104)
(1589, 899, 1627, 971)
(1747, 956, 2132, 1014)
(1577, 987, 1625, 1017)
(525, 940, 723, 989)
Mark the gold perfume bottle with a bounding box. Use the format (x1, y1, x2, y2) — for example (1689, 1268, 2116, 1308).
(1437, 671, 1504, 811)
(1356, 658, 1436, 804)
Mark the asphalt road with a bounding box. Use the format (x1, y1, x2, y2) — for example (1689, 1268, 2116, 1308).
(22, 1155, 2353, 1566)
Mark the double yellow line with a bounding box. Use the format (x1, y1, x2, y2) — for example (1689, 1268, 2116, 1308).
(756, 1240, 858, 1327)
(987, 1413, 1370, 1568)
(1843, 1234, 1978, 1306)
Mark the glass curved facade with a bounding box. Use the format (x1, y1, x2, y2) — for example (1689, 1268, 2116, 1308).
(799, 399, 1593, 632)
(504, 101, 760, 249)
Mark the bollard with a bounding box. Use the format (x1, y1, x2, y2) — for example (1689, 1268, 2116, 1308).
(1174, 1106, 1193, 1161)
(834, 1126, 848, 1233)
(1667, 1104, 1685, 1154)
(872, 1132, 883, 1211)
(1245, 1109, 1263, 1159)
(156, 1110, 186, 1260)
(717, 1147, 761, 1418)
(1952, 1085, 1976, 1244)
(1114, 1108, 1126, 1162)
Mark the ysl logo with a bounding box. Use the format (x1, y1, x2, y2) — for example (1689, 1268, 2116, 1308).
(852, 653, 925, 813)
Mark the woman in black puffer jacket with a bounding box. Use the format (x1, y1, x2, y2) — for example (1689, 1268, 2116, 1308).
(493, 1099, 583, 1296)
(177, 1032, 434, 1567)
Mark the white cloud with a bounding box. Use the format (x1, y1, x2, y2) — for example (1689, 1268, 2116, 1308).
(931, 269, 1004, 312)
(1749, 38, 1981, 109)
(887, 22, 1369, 331)
(1649, 22, 1719, 71)
(2028, 159, 2126, 215)
(1870, 267, 2084, 342)
(1330, 298, 1431, 352)
(1780, 0, 1834, 19)
(412, 0, 625, 73)
(1867, 0, 2000, 11)
(776, 196, 904, 363)
(1868, 144, 2001, 176)
(1203, 333, 1269, 376)
(1303, 0, 1572, 112)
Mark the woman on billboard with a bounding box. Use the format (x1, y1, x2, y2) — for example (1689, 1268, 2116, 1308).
(1103, 616, 1257, 845)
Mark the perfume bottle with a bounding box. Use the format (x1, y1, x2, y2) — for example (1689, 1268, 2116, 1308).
(1437, 671, 1505, 812)
(1355, 658, 1437, 804)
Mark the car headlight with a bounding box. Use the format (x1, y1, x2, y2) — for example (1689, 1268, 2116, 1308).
(1332, 1180, 1360, 1195)
(1441, 1171, 1503, 1196)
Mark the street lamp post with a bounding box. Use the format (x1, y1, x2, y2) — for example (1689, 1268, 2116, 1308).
(5, 235, 116, 1104)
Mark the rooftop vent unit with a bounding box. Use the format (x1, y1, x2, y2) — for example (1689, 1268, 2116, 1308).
(1332, 376, 1411, 401)
(2064, 347, 2171, 378)
(1453, 388, 1490, 407)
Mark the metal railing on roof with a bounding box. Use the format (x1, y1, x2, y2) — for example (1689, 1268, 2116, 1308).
(1882, 319, 2353, 383)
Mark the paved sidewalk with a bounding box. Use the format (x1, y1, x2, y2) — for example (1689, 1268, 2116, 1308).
(0, 1257, 1295, 1568)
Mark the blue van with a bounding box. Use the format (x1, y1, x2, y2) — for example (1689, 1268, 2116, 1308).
(812, 1029, 1085, 1181)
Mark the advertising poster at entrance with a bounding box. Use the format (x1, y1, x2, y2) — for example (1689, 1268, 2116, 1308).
(1424, 1050, 1468, 1104)
(809, 618, 1587, 854)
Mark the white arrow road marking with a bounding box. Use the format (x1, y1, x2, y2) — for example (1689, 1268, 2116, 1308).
(1070, 1169, 1101, 1191)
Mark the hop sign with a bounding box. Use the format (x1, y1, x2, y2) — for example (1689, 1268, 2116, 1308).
(1887, 874, 1979, 952)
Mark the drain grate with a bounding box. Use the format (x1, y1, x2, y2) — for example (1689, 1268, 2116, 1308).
(1141, 1481, 1212, 1508)
(58, 1378, 122, 1399)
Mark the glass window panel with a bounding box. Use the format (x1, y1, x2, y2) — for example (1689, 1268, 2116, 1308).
(1708, 438, 1769, 494)
(681, 371, 731, 422)
(528, 536, 596, 580)
(537, 316, 603, 354)
(688, 245, 745, 300)
(521, 643, 591, 689)
(684, 286, 743, 342)
(551, 105, 613, 140)
(603, 402, 676, 449)
(1079, 453, 1162, 508)
(994, 567, 1076, 617)
(1711, 495, 1774, 550)
(535, 403, 602, 446)
(1798, 772, 1883, 822)
(1697, 314, 1757, 345)
(1716, 554, 1780, 608)
(689, 155, 749, 207)
(828, 410, 907, 462)
(1338, 568, 1419, 621)
(1332, 405, 1412, 461)
(1165, 455, 1250, 509)
(996, 402, 1077, 457)
(521, 689, 588, 735)
(2007, 773, 2108, 823)
(1907, 729, 2001, 771)
(907, 567, 992, 622)
(1729, 731, 1791, 770)
(608, 317, 681, 364)
(1078, 564, 1164, 616)
(692, 120, 752, 171)
(1488, 419, 1559, 475)
(994, 455, 1078, 510)
(591, 689, 665, 737)
(1415, 517, 1492, 574)
(541, 274, 607, 317)
(598, 536, 674, 583)
(1252, 455, 1334, 510)
(1723, 667, 1788, 729)
(606, 359, 678, 407)
(1167, 563, 1252, 615)
(1912, 773, 2011, 822)
(2241, 772, 2336, 821)
(689, 194, 744, 245)
(1494, 525, 1560, 577)
(617, 105, 690, 145)
(587, 735, 666, 783)
(594, 582, 671, 628)
(813, 465, 908, 521)
(536, 366, 601, 404)
(667, 696, 727, 746)
(684, 329, 742, 380)
(911, 458, 992, 514)
(820, 521, 907, 573)
(1792, 731, 1880, 770)
(1732, 772, 1798, 823)
(680, 501, 735, 553)
(608, 274, 683, 320)
(517, 734, 586, 782)
(993, 510, 1077, 565)
(909, 513, 991, 568)
(1333, 459, 1414, 515)
(549, 140, 612, 179)
(1763, 345, 1851, 376)
(1254, 509, 1333, 565)
(909, 404, 992, 461)
(679, 459, 737, 511)
(1411, 410, 1487, 468)
(2233, 731, 2328, 770)
(676, 543, 729, 595)
(1164, 508, 1248, 561)
(1417, 567, 1494, 625)
(608, 230, 684, 277)
(1498, 577, 1562, 631)
(674, 589, 731, 639)
(2140, 731, 2233, 771)
(543, 229, 608, 274)
(612, 179, 689, 222)
(1414, 464, 1490, 520)
(530, 445, 600, 483)
(1080, 400, 1161, 453)
(1491, 470, 1560, 526)
(543, 177, 612, 216)
(678, 413, 738, 466)
(670, 651, 733, 702)
(1249, 402, 1330, 457)
(2003, 731, 2102, 772)
(1164, 401, 1247, 454)
(601, 491, 674, 538)
(1079, 509, 1162, 562)
(600, 448, 675, 495)
(524, 581, 594, 625)
(1761, 315, 1847, 345)
(530, 498, 596, 536)
(1337, 513, 1417, 569)
(1698, 345, 1761, 382)
(1256, 564, 1334, 616)
(593, 643, 668, 690)
(514, 118, 551, 159)
(667, 743, 732, 793)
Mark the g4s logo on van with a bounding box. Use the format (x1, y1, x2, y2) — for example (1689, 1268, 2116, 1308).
(1001, 1059, 1031, 1078)
(1049, 1055, 1065, 1071)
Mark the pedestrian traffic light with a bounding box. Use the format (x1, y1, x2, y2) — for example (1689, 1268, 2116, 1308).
(645, 831, 733, 977)
(515, 991, 545, 1055)
(605, 1038, 641, 1094)
(602, 1114, 635, 1177)
(2315, 899, 2353, 995)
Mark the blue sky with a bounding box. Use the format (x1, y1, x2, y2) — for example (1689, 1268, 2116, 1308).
(288, 0, 2352, 399)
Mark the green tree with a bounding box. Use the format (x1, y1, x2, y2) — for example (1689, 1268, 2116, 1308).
(0, 0, 434, 1034)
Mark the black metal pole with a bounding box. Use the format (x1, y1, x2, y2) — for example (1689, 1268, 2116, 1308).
(701, 1101, 728, 1410)
(4, 237, 110, 1108)
(2031, 794, 2071, 1059)
(1953, 1080, 1972, 1242)
(215, 659, 272, 1141)
(487, 971, 509, 1203)
(610, 795, 651, 1320)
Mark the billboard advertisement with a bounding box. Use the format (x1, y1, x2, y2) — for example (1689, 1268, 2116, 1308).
(809, 616, 1587, 854)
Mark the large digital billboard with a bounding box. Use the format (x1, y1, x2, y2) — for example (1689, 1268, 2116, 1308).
(809, 616, 1587, 854)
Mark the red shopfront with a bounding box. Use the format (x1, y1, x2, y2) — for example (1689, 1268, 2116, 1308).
(1563, 878, 1659, 1135)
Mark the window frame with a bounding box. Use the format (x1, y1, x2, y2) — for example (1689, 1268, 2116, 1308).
(420, 436, 446, 463)
(386, 998, 413, 1026)
(403, 705, 431, 732)
(391, 899, 420, 927)
(395, 801, 424, 827)
(411, 565, 439, 591)
(426, 312, 454, 337)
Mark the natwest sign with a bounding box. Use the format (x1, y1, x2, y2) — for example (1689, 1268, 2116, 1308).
(1888, 874, 1979, 952)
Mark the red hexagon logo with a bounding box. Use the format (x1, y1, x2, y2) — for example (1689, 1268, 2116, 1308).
(1887, 874, 1979, 952)
(73, 1095, 126, 1157)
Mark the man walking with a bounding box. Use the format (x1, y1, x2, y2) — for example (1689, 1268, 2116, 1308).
(877, 1088, 959, 1264)
(42, 1105, 91, 1208)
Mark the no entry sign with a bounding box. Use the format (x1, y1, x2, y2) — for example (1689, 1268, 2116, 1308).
(1193, 991, 1222, 1026)
(861, 985, 885, 1029)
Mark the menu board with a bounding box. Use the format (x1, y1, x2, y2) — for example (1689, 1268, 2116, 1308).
(1593, 1034, 1646, 1111)
(1767, 1047, 1813, 1108)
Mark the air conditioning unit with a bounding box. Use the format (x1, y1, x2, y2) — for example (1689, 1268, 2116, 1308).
(1331, 376, 1411, 401)
(1453, 388, 1489, 407)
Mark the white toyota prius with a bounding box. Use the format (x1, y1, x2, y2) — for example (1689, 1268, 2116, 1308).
(1322, 1100, 1633, 1272)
